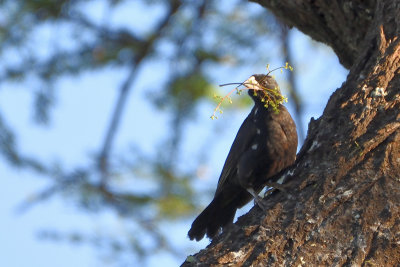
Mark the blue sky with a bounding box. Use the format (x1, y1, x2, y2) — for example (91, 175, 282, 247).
(0, 2, 348, 266)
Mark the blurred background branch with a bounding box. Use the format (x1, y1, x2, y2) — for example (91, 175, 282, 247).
(98, 0, 182, 185)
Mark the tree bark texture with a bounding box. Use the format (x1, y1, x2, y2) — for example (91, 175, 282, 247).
(183, 0, 400, 266)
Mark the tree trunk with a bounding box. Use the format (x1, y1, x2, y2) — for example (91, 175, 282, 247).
(183, 0, 400, 266)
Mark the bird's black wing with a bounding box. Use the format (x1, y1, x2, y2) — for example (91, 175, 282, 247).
(214, 112, 258, 195)
(188, 112, 260, 241)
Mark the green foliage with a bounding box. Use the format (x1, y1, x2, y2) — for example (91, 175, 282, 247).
(166, 72, 214, 114)
(157, 193, 195, 218)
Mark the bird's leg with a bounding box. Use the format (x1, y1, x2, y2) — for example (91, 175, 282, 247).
(247, 188, 267, 211)
(263, 186, 276, 197)
(263, 182, 286, 197)
(263, 182, 294, 201)
(264, 182, 288, 194)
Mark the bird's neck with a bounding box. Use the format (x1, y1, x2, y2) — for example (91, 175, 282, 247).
(251, 103, 265, 116)
(252, 101, 282, 112)
(254, 100, 283, 110)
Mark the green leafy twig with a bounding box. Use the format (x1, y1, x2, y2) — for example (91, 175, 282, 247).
(210, 83, 244, 120)
(211, 63, 293, 119)
(251, 83, 288, 113)
(266, 62, 293, 75)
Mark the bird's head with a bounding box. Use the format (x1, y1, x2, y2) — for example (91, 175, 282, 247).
(244, 74, 286, 111)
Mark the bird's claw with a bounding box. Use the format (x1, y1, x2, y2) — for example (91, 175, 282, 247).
(253, 195, 268, 211)
(264, 182, 288, 193)
(247, 188, 268, 211)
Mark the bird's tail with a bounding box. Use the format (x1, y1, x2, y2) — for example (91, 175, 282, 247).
(188, 193, 237, 241)
(188, 185, 255, 241)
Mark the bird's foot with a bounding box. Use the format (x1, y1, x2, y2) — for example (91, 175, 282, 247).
(263, 182, 294, 200)
(263, 187, 277, 198)
(264, 182, 288, 194)
(247, 188, 268, 211)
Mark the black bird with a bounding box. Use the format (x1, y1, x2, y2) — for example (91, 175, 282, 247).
(188, 74, 298, 241)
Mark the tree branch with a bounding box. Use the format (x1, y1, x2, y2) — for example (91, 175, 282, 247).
(252, 0, 376, 68)
(182, 1, 400, 265)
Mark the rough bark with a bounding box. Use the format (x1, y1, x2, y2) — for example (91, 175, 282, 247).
(183, 0, 400, 266)
(255, 0, 376, 69)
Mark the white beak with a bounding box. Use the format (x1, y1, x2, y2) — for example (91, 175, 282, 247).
(244, 76, 262, 90)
